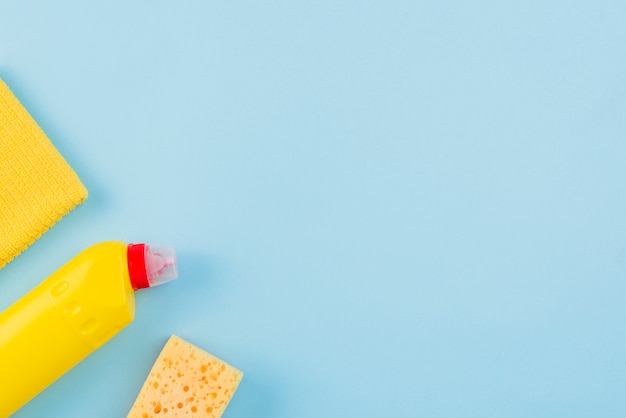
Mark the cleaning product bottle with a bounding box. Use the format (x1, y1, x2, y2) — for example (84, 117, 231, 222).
(0, 241, 178, 417)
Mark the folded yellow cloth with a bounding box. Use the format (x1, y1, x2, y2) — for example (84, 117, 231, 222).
(0, 78, 88, 269)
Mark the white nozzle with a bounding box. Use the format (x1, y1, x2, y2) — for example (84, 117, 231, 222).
(144, 244, 178, 287)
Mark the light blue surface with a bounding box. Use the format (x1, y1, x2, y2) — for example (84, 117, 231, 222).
(1, 1, 626, 417)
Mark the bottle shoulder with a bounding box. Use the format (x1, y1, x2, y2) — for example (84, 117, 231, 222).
(45, 242, 136, 327)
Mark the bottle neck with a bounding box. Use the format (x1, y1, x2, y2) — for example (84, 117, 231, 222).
(127, 244, 150, 290)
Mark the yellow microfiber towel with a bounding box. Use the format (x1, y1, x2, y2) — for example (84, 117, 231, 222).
(0, 77, 88, 269)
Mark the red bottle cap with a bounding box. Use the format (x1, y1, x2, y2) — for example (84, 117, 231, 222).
(127, 243, 178, 291)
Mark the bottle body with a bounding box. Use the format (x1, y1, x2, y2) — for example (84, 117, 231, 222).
(0, 241, 135, 417)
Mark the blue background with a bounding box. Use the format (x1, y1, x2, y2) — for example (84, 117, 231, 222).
(1, 1, 626, 417)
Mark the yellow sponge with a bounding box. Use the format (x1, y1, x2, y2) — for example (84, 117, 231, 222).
(0, 78, 87, 269)
(127, 335, 243, 418)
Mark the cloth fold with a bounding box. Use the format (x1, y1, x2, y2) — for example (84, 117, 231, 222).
(0, 77, 87, 269)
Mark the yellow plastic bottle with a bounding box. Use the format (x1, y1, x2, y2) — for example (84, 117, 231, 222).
(0, 241, 178, 417)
